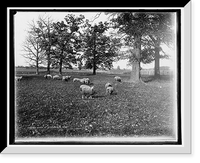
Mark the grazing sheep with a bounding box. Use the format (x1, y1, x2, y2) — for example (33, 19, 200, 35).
(15, 76, 22, 81)
(44, 74, 52, 79)
(80, 84, 95, 99)
(53, 75, 61, 80)
(62, 76, 71, 81)
(73, 78, 90, 84)
(105, 82, 114, 95)
(73, 78, 81, 82)
(114, 76, 122, 82)
(106, 86, 114, 95)
(82, 78, 90, 84)
(105, 82, 112, 88)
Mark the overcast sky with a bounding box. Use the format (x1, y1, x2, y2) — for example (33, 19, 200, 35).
(14, 11, 176, 70)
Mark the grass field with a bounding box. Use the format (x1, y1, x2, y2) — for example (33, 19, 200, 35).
(15, 69, 175, 139)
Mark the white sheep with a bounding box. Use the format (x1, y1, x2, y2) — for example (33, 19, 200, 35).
(80, 84, 95, 99)
(73, 78, 90, 84)
(73, 78, 81, 82)
(105, 82, 112, 88)
(114, 76, 122, 82)
(44, 74, 52, 79)
(105, 82, 114, 95)
(53, 75, 61, 80)
(106, 86, 114, 95)
(62, 76, 71, 81)
(15, 76, 22, 81)
(82, 78, 90, 84)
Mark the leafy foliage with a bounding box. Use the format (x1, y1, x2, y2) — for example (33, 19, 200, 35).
(51, 15, 85, 73)
(82, 21, 121, 72)
(110, 12, 175, 79)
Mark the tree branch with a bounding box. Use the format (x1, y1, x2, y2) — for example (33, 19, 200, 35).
(90, 13, 102, 23)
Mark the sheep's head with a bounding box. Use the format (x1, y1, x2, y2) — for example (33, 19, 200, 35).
(91, 86, 96, 95)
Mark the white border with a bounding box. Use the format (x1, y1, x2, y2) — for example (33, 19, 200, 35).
(7, 7, 10, 149)
(3, 3, 191, 153)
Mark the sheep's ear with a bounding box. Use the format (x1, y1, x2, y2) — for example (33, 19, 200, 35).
(91, 86, 94, 90)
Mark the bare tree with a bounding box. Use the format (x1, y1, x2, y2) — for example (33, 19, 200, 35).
(26, 15, 55, 74)
(22, 34, 45, 74)
(37, 15, 55, 74)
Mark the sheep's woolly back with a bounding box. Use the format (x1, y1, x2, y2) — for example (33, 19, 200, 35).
(74, 78, 90, 84)
(105, 82, 112, 88)
(80, 85, 94, 95)
(114, 76, 122, 82)
(73, 78, 81, 82)
(53, 75, 61, 80)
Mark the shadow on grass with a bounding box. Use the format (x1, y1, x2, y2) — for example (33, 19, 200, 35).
(93, 95, 105, 99)
(141, 75, 173, 83)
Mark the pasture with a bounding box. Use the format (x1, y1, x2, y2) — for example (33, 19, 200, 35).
(15, 68, 175, 138)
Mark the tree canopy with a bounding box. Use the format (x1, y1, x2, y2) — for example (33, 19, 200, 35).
(22, 12, 175, 79)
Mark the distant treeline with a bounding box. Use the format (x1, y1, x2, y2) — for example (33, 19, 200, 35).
(16, 66, 46, 69)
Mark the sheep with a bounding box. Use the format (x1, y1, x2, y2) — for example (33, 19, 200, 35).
(62, 76, 71, 81)
(114, 76, 122, 82)
(15, 76, 22, 81)
(73, 78, 90, 84)
(82, 78, 90, 84)
(106, 86, 114, 95)
(53, 75, 61, 80)
(73, 78, 81, 82)
(44, 74, 52, 79)
(105, 82, 114, 95)
(105, 82, 112, 89)
(80, 84, 95, 99)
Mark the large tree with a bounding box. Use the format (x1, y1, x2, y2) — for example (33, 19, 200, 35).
(22, 33, 45, 74)
(52, 14, 85, 74)
(111, 12, 175, 81)
(33, 15, 55, 74)
(111, 12, 151, 82)
(83, 21, 121, 75)
(147, 13, 174, 78)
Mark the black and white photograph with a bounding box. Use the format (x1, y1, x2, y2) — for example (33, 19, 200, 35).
(4, 4, 192, 153)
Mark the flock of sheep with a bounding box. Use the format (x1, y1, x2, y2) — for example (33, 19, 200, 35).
(15, 74, 122, 99)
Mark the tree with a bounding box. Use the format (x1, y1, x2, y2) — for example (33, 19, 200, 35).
(111, 12, 175, 81)
(33, 15, 55, 74)
(52, 14, 85, 75)
(147, 13, 174, 78)
(22, 25, 45, 74)
(111, 12, 151, 82)
(83, 21, 121, 75)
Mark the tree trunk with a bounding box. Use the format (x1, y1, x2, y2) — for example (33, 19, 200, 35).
(59, 57, 63, 75)
(130, 34, 141, 83)
(154, 38, 161, 79)
(93, 56, 96, 75)
(154, 47, 160, 78)
(130, 61, 140, 82)
(36, 61, 39, 75)
(92, 32, 96, 75)
(47, 53, 51, 74)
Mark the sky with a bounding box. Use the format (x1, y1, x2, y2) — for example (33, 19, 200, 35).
(14, 11, 176, 70)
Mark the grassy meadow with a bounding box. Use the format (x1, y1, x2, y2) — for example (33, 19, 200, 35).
(15, 68, 176, 139)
